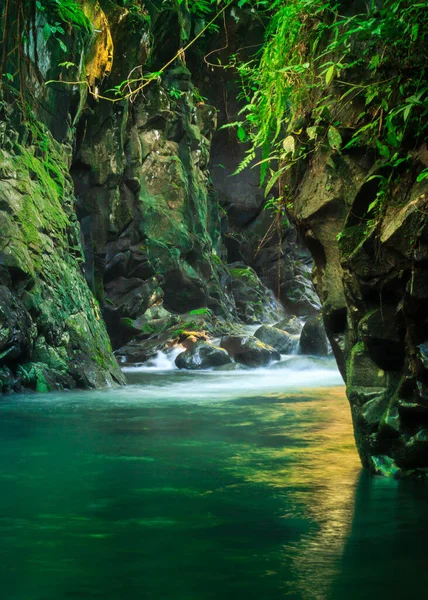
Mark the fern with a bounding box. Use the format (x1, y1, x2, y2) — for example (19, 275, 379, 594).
(37, 0, 92, 31)
(230, 0, 428, 193)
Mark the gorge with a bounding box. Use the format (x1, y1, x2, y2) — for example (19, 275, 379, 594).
(1, 1, 428, 596)
(1, 0, 427, 476)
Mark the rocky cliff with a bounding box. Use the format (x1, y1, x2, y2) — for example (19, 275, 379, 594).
(278, 0, 428, 476)
(2, 0, 426, 477)
(0, 0, 303, 390)
(288, 144, 428, 476)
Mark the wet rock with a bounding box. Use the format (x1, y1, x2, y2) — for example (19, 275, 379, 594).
(379, 403, 401, 438)
(370, 455, 401, 477)
(213, 362, 239, 371)
(115, 339, 156, 365)
(274, 316, 302, 335)
(299, 313, 329, 356)
(398, 430, 428, 469)
(175, 341, 232, 370)
(220, 335, 280, 367)
(254, 325, 298, 354)
(360, 394, 388, 427)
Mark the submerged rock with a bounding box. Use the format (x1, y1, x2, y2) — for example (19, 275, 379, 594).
(299, 314, 329, 356)
(220, 335, 280, 367)
(254, 325, 298, 354)
(175, 341, 232, 370)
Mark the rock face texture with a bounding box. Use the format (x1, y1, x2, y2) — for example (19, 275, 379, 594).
(0, 1, 135, 391)
(175, 341, 232, 370)
(0, 103, 124, 392)
(194, 11, 320, 318)
(289, 145, 428, 475)
(220, 335, 280, 367)
(3, 1, 426, 477)
(0, 1, 296, 390)
(254, 325, 298, 354)
(299, 314, 329, 357)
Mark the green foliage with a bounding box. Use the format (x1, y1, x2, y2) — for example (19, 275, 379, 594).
(229, 266, 258, 284)
(169, 85, 182, 99)
(229, 0, 428, 192)
(36, 0, 92, 53)
(37, 0, 92, 31)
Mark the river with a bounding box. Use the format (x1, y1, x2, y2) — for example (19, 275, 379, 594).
(1, 356, 427, 599)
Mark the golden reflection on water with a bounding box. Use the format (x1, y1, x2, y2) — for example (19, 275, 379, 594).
(226, 385, 361, 600)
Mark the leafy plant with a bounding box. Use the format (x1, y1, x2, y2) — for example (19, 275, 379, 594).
(227, 0, 428, 204)
(169, 86, 182, 99)
(37, 0, 92, 31)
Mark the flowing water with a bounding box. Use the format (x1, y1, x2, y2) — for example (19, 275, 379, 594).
(1, 356, 427, 600)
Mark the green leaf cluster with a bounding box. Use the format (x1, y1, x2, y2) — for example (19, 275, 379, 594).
(228, 0, 428, 196)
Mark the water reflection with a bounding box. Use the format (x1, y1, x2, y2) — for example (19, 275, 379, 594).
(0, 374, 427, 600)
(225, 387, 361, 599)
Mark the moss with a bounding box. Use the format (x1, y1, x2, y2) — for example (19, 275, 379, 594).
(170, 320, 199, 337)
(0, 119, 124, 389)
(229, 267, 259, 284)
(189, 307, 212, 316)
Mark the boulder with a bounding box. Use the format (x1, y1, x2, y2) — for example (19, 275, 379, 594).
(220, 335, 280, 367)
(162, 267, 208, 313)
(104, 276, 163, 319)
(228, 265, 280, 324)
(274, 316, 302, 335)
(175, 341, 232, 370)
(299, 313, 329, 356)
(254, 325, 298, 354)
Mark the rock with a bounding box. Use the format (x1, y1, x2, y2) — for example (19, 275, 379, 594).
(370, 455, 401, 477)
(175, 341, 232, 370)
(0, 115, 124, 391)
(299, 313, 329, 356)
(220, 335, 280, 367)
(228, 265, 282, 324)
(254, 325, 298, 353)
(398, 430, 428, 469)
(0, 365, 19, 393)
(379, 403, 401, 438)
(104, 276, 163, 319)
(0, 285, 34, 362)
(16, 362, 75, 392)
(162, 267, 208, 313)
(115, 339, 156, 365)
(213, 362, 239, 371)
(178, 331, 209, 350)
(274, 316, 302, 335)
(359, 307, 404, 370)
(360, 394, 388, 427)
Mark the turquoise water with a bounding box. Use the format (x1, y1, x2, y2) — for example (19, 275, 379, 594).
(0, 360, 427, 599)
